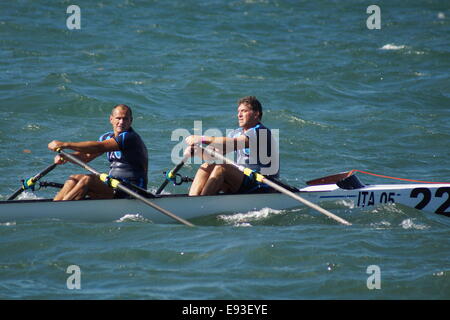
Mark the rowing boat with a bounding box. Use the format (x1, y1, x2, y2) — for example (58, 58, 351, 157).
(2, 173, 449, 223)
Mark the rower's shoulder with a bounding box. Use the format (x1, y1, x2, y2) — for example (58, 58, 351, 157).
(227, 127, 243, 138)
(119, 128, 148, 149)
(118, 128, 142, 139)
(250, 122, 271, 131)
(256, 122, 271, 130)
(244, 123, 273, 137)
(99, 131, 114, 141)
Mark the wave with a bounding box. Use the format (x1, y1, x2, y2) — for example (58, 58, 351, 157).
(17, 191, 43, 200)
(0, 221, 16, 226)
(400, 218, 429, 230)
(379, 44, 426, 56)
(115, 214, 152, 223)
(217, 207, 284, 226)
(380, 44, 406, 51)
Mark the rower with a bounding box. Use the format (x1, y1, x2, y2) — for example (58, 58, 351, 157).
(47, 104, 148, 201)
(184, 96, 279, 196)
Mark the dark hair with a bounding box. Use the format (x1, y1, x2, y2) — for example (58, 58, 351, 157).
(112, 104, 132, 118)
(237, 96, 262, 119)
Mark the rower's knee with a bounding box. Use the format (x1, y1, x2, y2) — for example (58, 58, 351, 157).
(68, 174, 85, 183)
(64, 175, 80, 187)
(66, 175, 93, 189)
(200, 162, 215, 172)
(54, 175, 87, 201)
(197, 162, 217, 178)
(78, 175, 94, 187)
(189, 163, 216, 196)
(210, 164, 226, 177)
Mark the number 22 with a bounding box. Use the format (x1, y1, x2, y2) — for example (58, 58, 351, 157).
(410, 187, 450, 216)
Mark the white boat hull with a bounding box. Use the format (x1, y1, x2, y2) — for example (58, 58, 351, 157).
(1, 183, 449, 223)
(1, 192, 303, 223)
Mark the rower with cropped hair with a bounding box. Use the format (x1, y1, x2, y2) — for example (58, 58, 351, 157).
(47, 104, 148, 201)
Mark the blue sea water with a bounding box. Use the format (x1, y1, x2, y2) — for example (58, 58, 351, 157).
(0, 0, 449, 301)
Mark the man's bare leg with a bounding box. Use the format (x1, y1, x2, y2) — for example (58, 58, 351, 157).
(201, 164, 244, 196)
(83, 175, 115, 200)
(53, 174, 83, 201)
(54, 174, 114, 200)
(189, 162, 215, 196)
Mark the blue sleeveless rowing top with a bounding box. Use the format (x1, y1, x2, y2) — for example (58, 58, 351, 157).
(99, 127, 148, 188)
(227, 123, 279, 178)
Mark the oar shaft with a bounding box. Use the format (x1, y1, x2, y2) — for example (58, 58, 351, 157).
(59, 150, 194, 227)
(259, 178, 352, 226)
(156, 153, 191, 194)
(59, 152, 101, 175)
(34, 163, 58, 180)
(7, 188, 25, 201)
(116, 184, 194, 226)
(7, 163, 58, 201)
(199, 145, 351, 226)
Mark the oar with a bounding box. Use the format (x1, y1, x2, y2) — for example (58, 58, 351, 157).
(198, 145, 352, 226)
(7, 163, 58, 200)
(156, 152, 191, 194)
(57, 149, 194, 227)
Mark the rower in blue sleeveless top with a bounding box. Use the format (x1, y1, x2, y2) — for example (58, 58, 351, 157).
(99, 127, 148, 190)
(184, 96, 279, 196)
(48, 104, 148, 201)
(227, 122, 279, 193)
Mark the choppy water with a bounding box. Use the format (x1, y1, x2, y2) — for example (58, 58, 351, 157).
(0, 0, 449, 300)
